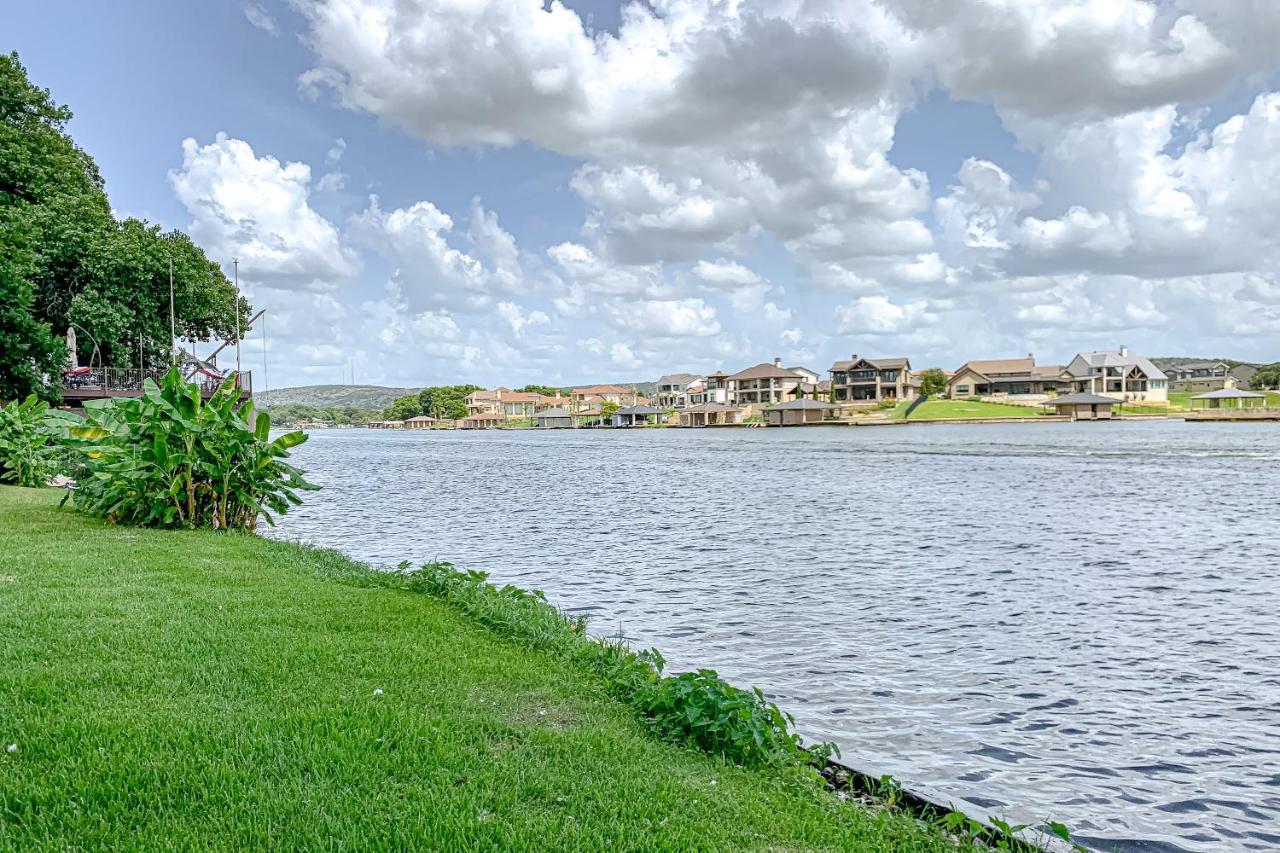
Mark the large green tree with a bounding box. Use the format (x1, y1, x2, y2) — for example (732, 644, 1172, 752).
(918, 368, 949, 396)
(0, 52, 246, 401)
(418, 385, 480, 421)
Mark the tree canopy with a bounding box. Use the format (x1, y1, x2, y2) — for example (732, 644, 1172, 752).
(1251, 363, 1280, 390)
(515, 384, 563, 397)
(0, 52, 247, 401)
(918, 368, 949, 396)
(417, 385, 480, 421)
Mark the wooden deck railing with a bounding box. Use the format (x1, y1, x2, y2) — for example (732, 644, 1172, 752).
(61, 368, 252, 400)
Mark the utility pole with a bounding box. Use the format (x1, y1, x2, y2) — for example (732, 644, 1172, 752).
(233, 258, 242, 376)
(169, 256, 177, 366)
(260, 309, 268, 394)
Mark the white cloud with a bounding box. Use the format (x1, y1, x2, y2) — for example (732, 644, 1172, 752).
(353, 196, 526, 312)
(835, 295, 937, 335)
(692, 259, 762, 287)
(169, 133, 358, 291)
(607, 298, 722, 338)
(242, 3, 278, 36)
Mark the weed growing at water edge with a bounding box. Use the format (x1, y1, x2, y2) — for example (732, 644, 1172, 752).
(400, 560, 837, 770)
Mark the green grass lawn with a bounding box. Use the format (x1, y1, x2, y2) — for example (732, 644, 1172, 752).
(893, 399, 1047, 420)
(0, 487, 953, 851)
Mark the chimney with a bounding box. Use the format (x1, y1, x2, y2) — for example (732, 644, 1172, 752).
(773, 357, 782, 368)
(1119, 345, 1129, 357)
(851, 353, 858, 360)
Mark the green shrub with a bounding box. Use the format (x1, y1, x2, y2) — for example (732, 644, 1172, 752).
(400, 560, 834, 770)
(0, 395, 65, 487)
(62, 368, 316, 530)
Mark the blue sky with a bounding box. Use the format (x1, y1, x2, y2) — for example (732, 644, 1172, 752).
(9, 1, 1280, 389)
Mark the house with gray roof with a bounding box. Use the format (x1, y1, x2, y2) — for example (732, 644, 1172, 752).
(829, 355, 915, 402)
(946, 356, 1065, 399)
(1063, 347, 1168, 403)
(724, 359, 808, 407)
(1165, 361, 1237, 393)
(654, 373, 701, 409)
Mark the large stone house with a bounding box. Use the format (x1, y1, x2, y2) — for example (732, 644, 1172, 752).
(569, 384, 638, 412)
(1165, 361, 1238, 393)
(654, 373, 701, 409)
(465, 387, 563, 419)
(725, 359, 809, 407)
(946, 356, 1064, 398)
(829, 356, 914, 402)
(686, 372, 730, 406)
(1062, 348, 1168, 402)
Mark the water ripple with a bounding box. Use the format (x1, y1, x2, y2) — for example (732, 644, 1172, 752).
(269, 421, 1280, 852)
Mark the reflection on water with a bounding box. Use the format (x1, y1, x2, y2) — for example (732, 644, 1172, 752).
(270, 422, 1280, 852)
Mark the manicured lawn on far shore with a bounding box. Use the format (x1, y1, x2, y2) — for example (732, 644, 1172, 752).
(893, 399, 1048, 420)
(0, 486, 954, 851)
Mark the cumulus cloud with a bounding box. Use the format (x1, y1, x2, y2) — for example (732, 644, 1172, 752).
(352, 195, 525, 312)
(223, 0, 1280, 383)
(169, 133, 359, 291)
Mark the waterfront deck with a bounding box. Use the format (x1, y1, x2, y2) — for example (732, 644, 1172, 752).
(61, 367, 252, 404)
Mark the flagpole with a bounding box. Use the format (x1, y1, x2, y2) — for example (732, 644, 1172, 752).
(233, 258, 242, 377)
(169, 256, 177, 367)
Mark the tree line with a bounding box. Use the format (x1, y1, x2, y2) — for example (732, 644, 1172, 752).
(1, 52, 247, 402)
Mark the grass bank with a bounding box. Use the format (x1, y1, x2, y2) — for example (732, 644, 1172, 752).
(0, 486, 955, 851)
(893, 399, 1048, 420)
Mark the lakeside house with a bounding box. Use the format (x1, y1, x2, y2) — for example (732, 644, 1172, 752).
(570, 384, 638, 413)
(829, 355, 914, 402)
(655, 374, 701, 409)
(946, 356, 1064, 398)
(1062, 348, 1168, 402)
(687, 372, 730, 406)
(1165, 361, 1239, 393)
(1230, 364, 1259, 389)
(404, 415, 437, 429)
(367, 420, 405, 429)
(765, 398, 837, 426)
(464, 387, 507, 416)
(725, 359, 809, 407)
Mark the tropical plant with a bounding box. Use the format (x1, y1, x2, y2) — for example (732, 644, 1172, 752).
(0, 395, 63, 486)
(61, 368, 316, 530)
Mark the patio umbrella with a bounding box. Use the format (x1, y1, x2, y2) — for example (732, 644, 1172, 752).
(66, 326, 78, 369)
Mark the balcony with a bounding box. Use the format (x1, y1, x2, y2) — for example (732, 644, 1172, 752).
(61, 367, 253, 403)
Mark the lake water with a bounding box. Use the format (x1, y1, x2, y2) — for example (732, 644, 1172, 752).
(270, 422, 1280, 852)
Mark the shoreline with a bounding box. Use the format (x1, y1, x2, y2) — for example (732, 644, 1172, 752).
(0, 485, 1079, 851)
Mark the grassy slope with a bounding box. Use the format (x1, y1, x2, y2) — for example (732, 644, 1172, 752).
(0, 487, 950, 851)
(895, 400, 1047, 420)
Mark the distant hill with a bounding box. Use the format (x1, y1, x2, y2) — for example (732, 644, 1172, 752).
(256, 385, 419, 411)
(258, 381, 661, 409)
(1150, 357, 1260, 371)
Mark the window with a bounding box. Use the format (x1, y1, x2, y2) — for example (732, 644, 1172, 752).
(956, 384, 969, 394)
